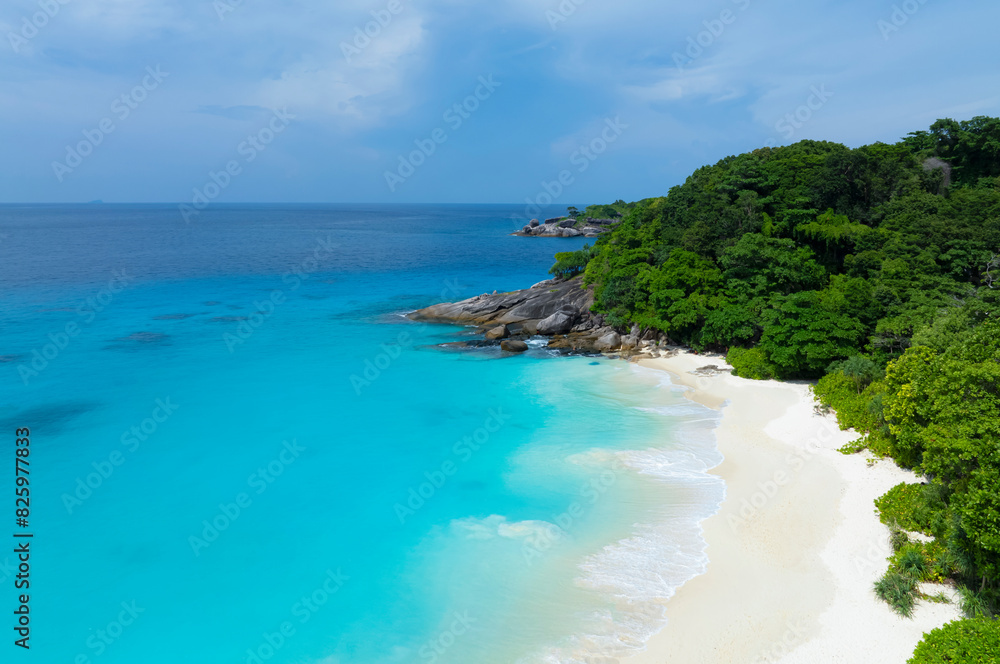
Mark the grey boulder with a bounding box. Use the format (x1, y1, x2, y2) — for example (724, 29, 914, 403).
(594, 332, 622, 352)
(485, 325, 509, 340)
(537, 311, 576, 335)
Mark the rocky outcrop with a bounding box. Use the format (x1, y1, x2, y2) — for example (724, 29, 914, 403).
(411, 277, 593, 327)
(515, 217, 621, 239)
(690, 364, 731, 377)
(410, 276, 677, 357)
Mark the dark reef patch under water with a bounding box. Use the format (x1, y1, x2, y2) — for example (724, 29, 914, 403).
(152, 313, 199, 320)
(0, 401, 99, 435)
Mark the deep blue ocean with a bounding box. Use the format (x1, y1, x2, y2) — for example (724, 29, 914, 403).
(0, 205, 723, 664)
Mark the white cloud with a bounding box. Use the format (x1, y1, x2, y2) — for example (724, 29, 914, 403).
(66, 0, 188, 37)
(623, 65, 748, 104)
(250, 14, 428, 127)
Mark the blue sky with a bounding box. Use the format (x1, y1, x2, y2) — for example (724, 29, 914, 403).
(1, 0, 998, 204)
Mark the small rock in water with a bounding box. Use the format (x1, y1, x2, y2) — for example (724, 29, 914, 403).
(500, 340, 529, 353)
(485, 325, 509, 340)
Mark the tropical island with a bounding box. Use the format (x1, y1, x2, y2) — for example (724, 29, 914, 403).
(415, 116, 1000, 662)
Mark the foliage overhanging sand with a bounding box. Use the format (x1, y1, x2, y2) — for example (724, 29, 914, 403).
(620, 351, 961, 664)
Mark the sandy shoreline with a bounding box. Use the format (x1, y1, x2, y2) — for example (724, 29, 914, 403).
(620, 351, 960, 664)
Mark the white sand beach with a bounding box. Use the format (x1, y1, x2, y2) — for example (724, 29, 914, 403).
(621, 351, 961, 664)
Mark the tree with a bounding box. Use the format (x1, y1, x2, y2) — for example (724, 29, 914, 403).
(832, 355, 879, 393)
(759, 291, 865, 377)
(796, 209, 872, 264)
(985, 254, 1000, 289)
(882, 321, 1000, 480)
(957, 465, 1000, 581)
(633, 250, 723, 339)
(720, 233, 827, 302)
(549, 245, 591, 279)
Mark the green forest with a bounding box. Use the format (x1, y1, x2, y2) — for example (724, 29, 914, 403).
(551, 117, 1000, 662)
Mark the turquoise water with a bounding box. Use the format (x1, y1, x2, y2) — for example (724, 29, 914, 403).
(0, 205, 723, 663)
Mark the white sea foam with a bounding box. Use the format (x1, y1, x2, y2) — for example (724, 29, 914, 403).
(633, 402, 717, 418)
(628, 362, 688, 392)
(526, 336, 552, 349)
(521, 368, 727, 663)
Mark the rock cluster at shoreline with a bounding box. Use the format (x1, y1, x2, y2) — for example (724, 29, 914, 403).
(512, 217, 620, 238)
(409, 275, 685, 358)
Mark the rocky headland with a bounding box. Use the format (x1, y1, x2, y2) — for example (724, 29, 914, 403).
(409, 275, 690, 359)
(512, 217, 621, 238)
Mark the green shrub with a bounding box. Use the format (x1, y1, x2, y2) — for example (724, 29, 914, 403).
(726, 346, 779, 380)
(815, 371, 858, 417)
(875, 569, 918, 617)
(908, 619, 1000, 663)
(890, 522, 911, 553)
(813, 373, 892, 457)
(922, 540, 952, 583)
(876, 483, 937, 536)
(828, 355, 880, 393)
(897, 545, 929, 580)
(838, 435, 870, 455)
(958, 587, 997, 620)
(814, 371, 871, 430)
(888, 539, 950, 583)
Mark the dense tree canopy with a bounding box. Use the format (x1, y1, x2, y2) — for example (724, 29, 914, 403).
(553, 117, 1000, 646)
(556, 116, 1000, 378)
